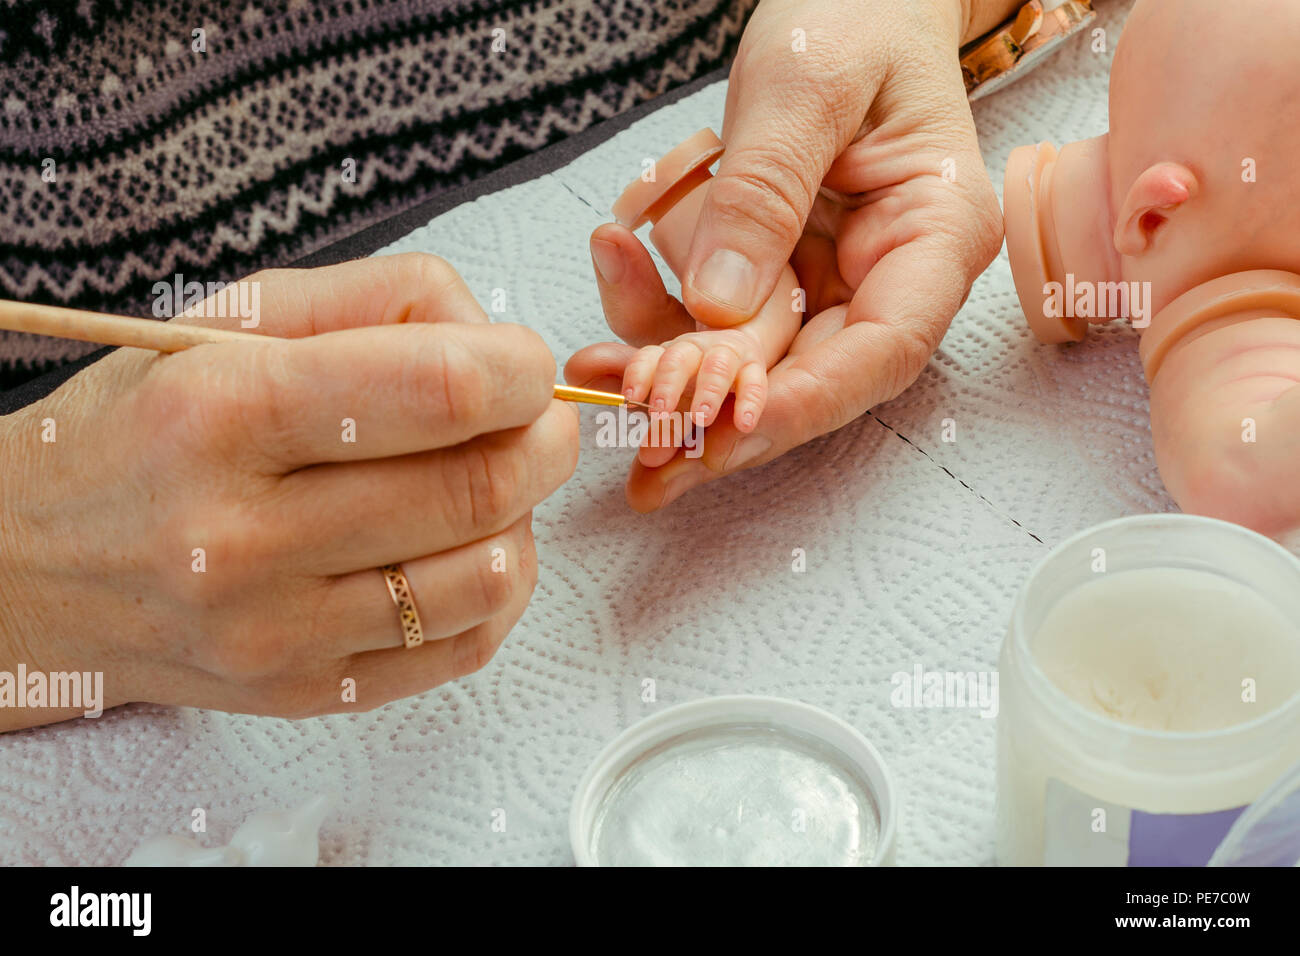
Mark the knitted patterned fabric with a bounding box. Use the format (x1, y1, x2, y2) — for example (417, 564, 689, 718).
(0, 0, 756, 388)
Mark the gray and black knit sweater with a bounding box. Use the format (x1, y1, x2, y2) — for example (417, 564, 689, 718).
(0, 0, 755, 390)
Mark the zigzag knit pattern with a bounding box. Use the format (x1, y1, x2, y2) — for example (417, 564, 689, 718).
(0, 0, 754, 387)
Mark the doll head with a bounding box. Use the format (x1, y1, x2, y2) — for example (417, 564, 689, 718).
(1004, 0, 1300, 344)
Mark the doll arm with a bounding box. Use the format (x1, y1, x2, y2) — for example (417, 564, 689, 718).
(1150, 317, 1300, 537)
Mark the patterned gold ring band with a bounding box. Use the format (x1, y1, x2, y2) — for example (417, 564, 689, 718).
(380, 564, 424, 649)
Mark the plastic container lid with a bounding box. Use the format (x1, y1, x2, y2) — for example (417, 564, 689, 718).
(1209, 757, 1300, 867)
(570, 695, 896, 866)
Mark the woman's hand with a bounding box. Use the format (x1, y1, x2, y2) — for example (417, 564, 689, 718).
(567, 0, 1011, 511)
(0, 253, 579, 731)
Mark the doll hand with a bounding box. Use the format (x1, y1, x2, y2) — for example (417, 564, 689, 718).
(623, 327, 768, 432)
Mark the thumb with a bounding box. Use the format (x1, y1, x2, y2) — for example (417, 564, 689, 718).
(682, 50, 870, 326)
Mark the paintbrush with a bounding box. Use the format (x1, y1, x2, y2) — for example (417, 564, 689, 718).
(0, 299, 650, 411)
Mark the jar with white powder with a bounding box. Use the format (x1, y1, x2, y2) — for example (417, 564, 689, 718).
(997, 514, 1300, 865)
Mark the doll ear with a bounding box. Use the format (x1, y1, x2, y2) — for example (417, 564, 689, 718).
(1113, 162, 1198, 257)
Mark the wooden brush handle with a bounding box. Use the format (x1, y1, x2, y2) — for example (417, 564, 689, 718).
(0, 297, 639, 410)
(0, 300, 268, 353)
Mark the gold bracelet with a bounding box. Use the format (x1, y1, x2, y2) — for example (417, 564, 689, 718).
(960, 1, 1096, 100)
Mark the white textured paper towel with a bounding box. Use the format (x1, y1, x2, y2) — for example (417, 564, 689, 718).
(4, 0, 1246, 866)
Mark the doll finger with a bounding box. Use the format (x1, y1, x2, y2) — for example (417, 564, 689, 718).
(691, 344, 743, 427)
(733, 361, 768, 432)
(637, 412, 684, 469)
(648, 340, 704, 414)
(621, 345, 666, 405)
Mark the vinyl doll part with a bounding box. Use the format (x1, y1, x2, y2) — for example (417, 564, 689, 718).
(1002, 0, 1300, 537)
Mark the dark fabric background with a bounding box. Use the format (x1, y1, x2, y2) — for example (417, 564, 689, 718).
(0, 65, 728, 415)
(0, 0, 754, 391)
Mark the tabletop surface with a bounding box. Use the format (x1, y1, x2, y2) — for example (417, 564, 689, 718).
(7, 0, 1268, 866)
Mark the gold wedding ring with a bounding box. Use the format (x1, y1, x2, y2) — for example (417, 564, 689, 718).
(960, 0, 1096, 100)
(380, 564, 424, 649)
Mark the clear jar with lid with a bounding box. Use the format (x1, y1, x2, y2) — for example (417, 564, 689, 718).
(997, 514, 1300, 865)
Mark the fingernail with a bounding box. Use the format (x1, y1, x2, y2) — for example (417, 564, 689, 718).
(692, 249, 758, 313)
(590, 238, 624, 284)
(724, 434, 772, 471)
(741, 410, 755, 430)
(696, 403, 711, 420)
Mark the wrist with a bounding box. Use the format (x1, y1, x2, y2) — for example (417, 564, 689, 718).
(950, 0, 974, 45)
(910, 0, 968, 48)
(953, 0, 1029, 45)
(0, 410, 43, 642)
(0, 413, 44, 729)
(0, 408, 127, 731)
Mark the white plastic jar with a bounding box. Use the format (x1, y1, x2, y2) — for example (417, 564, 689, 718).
(996, 514, 1300, 866)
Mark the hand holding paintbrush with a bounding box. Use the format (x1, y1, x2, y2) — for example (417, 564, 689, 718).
(0, 256, 590, 731)
(0, 298, 649, 411)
